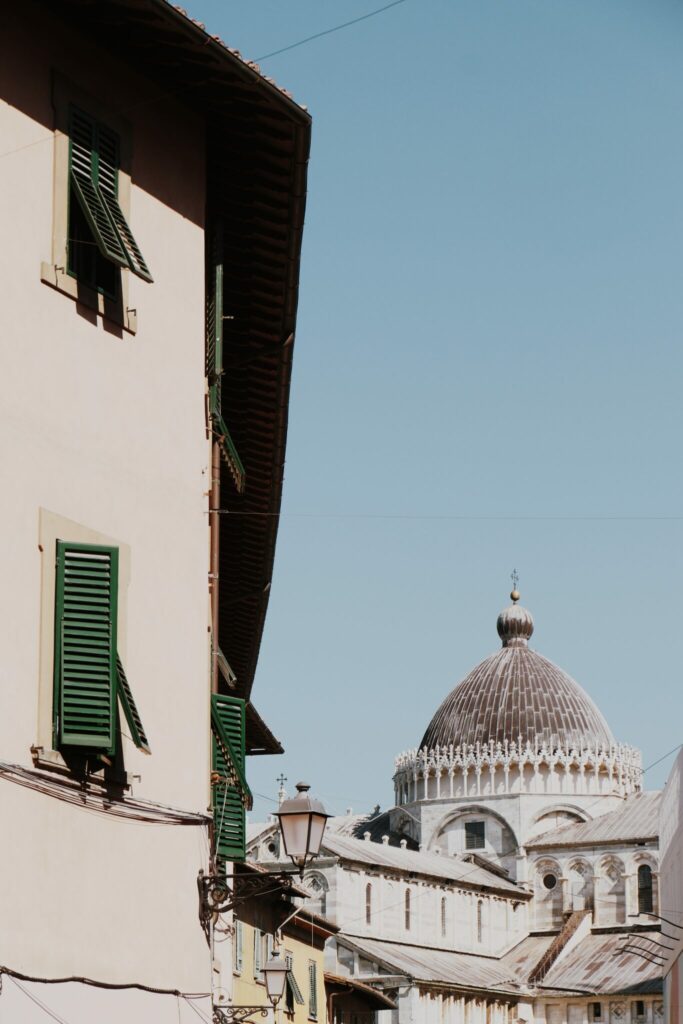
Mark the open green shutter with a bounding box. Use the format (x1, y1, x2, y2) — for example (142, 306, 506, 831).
(212, 413, 246, 494)
(68, 108, 129, 269)
(287, 969, 305, 1006)
(206, 222, 245, 492)
(206, 223, 224, 415)
(211, 693, 250, 860)
(97, 123, 153, 283)
(54, 542, 118, 752)
(116, 655, 151, 754)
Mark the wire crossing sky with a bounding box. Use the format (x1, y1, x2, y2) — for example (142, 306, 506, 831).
(255, 0, 408, 60)
(191, 0, 683, 820)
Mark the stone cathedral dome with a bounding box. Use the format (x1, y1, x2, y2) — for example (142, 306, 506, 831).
(420, 592, 616, 754)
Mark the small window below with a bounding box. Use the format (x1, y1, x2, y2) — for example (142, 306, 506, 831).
(637, 865, 654, 915)
(441, 896, 446, 938)
(365, 883, 372, 925)
(634, 1002, 645, 1020)
(465, 820, 486, 850)
(591, 1004, 603, 1022)
(404, 888, 411, 931)
(543, 873, 558, 891)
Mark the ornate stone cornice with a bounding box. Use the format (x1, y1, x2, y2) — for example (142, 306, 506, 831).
(393, 738, 642, 796)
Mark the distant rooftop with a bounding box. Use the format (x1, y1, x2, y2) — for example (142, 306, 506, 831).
(527, 791, 661, 849)
(321, 832, 527, 897)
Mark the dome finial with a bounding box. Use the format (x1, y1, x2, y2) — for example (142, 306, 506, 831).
(510, 568, 520, 603)
(497, 577, 533, 647)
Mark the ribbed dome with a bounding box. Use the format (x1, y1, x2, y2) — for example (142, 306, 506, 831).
(421, 593, 615, 753)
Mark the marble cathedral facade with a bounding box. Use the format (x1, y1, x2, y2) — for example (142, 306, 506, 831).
(249, 593, 663, 1024)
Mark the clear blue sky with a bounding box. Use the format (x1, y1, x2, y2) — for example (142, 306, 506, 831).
(191, 0, 683, 820)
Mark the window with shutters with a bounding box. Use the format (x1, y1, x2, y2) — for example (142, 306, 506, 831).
(308, 961, 318, 1021)
(253, 929, 263, 980)
(284, 952, 304, 1016)
(211, 693, 252, 862)
(206, 222, 245, 494)
(40, 76, 147, 333)
(233, 920, 244, 975)
(67, 106, 152, 295)
(52, 540, 150, 760)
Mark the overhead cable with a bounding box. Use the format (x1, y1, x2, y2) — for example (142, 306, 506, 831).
(256, 0, 409, 61)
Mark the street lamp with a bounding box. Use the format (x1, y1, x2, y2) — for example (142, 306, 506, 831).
(262, 952, 288, 1007)
(276, 782, 331, 875)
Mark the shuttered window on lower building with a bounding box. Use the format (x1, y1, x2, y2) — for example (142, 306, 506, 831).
(211, 693, 252, 861)
(308, 961, 318, 1020)
(53, 541, 150, 756)
(285, 953, 305, 1011)
(68, 106, 152, 284)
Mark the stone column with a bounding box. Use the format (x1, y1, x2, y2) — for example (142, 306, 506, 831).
(561, 875, 571, 914)
(592, 874, 601, 925)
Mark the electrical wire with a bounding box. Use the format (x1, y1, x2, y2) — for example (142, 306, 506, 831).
(0, 759, 210, 826)
(255, 0, 409, 61)
(0, 964, 210, 999)
(8, 976, 73, 1024)
(211, 509, 683, 522)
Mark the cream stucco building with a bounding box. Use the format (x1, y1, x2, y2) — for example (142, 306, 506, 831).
(250, 592, 664, 1024)
(0, 3, 310, 1020)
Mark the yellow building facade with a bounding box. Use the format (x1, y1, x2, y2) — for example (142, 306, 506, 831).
(232, 908, 333, 1024)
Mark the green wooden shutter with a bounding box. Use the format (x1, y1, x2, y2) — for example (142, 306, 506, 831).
(116, 655, 151, 754)
(206, 222, 246, 493)
(253, 930, 262, 978)
(68, 108, 129, 269)
(206, 223, 224, 416)
(234, 920, 244, 973)
(211, 693, 251, 861)
(97, 124, 153, 283)
(53, 542, 118, 752)
(286, 959, 305, 1006)
(308, 961, 318, 1020)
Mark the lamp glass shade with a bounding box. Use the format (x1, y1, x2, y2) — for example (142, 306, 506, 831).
(306, 813, 327, 857)
(263, 954, 288, 1006)
(276, 782, 330, 871)
(280, 811, 313, 864)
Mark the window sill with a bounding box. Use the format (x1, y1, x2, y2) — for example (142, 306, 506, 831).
(30, 745, 136, 790)
(40, 262, 137, 334)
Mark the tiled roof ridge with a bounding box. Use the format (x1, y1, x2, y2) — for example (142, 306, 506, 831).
(165, 2, 306, 109)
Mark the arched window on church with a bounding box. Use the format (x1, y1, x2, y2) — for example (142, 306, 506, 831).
(638, 865, 654, 914)
(477, 900, 483, 944)
(365, 883, 372, 925)
(441, 897, 446, 938)
(404, 889, 411, 931)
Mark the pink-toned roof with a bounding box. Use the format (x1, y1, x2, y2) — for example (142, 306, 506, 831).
(540, 930, 663, 995)
(340, 935, 522, 995)
(528, 791, 661, 849)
